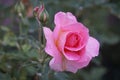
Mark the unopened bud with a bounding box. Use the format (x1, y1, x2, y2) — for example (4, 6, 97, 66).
(33, 3, 49, 23)
(38, 9, 49, 23)
(33, 7, 39, 17)
(15, 1, 25, 13)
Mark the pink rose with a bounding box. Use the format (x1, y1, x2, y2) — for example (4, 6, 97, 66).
(43, 12, 100, 73)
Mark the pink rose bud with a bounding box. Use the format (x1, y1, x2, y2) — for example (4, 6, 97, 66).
(33, 7, 39, 17)
(33, 3, 49, 23)
(43, 12, 100, 73)
(38, 9, 49, 23)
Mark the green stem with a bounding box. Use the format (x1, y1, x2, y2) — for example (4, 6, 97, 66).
(36, 18, 42, 58)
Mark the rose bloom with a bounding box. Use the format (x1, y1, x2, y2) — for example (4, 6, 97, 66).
(43, 12, 100, 73)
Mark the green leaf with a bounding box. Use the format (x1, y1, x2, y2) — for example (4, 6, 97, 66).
(0, 26, 10, 32)
(3, 32, 17, 46)
(22, 44, 31, 52)
(26, 49, 40, 60)
(25, 66, 37, 76)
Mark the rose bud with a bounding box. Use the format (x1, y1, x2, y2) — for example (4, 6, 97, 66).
(15, 1, 25, 13)
(33, 3, 49, 23)
(33, 7, 39, 17)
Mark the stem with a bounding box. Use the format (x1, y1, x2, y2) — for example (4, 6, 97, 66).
(36, 17, 42, 56)
(19, 23, 22, 35)
(19, 13, 23, 36)
(18, 12, 24, 52)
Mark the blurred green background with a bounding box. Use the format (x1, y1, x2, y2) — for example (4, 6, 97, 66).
(0, 0, 120, 80)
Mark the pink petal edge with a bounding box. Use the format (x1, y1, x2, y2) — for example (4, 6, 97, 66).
(49, 57, 63, 72)
(54, 11, 77, 27)
(43, 27, 60, 57)
(44, 27, 67, 72)
(64, 55, 91, 73)
(86, 37, 100, 57)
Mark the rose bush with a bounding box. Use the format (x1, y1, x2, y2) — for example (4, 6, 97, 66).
(43, 12, 100, 73)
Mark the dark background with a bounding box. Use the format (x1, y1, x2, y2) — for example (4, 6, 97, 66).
(0, 0, 120, 80)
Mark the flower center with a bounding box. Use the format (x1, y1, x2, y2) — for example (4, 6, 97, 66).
(65, 33, 80, 48)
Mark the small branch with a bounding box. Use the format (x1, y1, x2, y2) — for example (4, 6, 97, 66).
(36, 17, 43, 57)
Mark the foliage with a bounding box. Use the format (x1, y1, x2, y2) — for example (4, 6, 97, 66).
(0, 0, 120, 80)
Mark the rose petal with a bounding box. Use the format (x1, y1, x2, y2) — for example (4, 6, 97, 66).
(62, 23, 89, 50)
(54, 12, 77, 27)
(66, 12, 77, 22)
(65, 56, 91, 73)
(56, 32, 68, 51)
(54, 23, 89, 60)
(62, 23, 88, 33)
(56, 31, 82, 60)
(53, 12, 78, 42)
(43, 27, 60, 57)
(65, 32, 82, 51)
(86, 37, 100, 57)
(50, 54, 69, 72)
(49, 57, 63, 72)
(50, 55, 91, 73)
(53, 25, 61, 42)
(63, 48, 85, 60)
